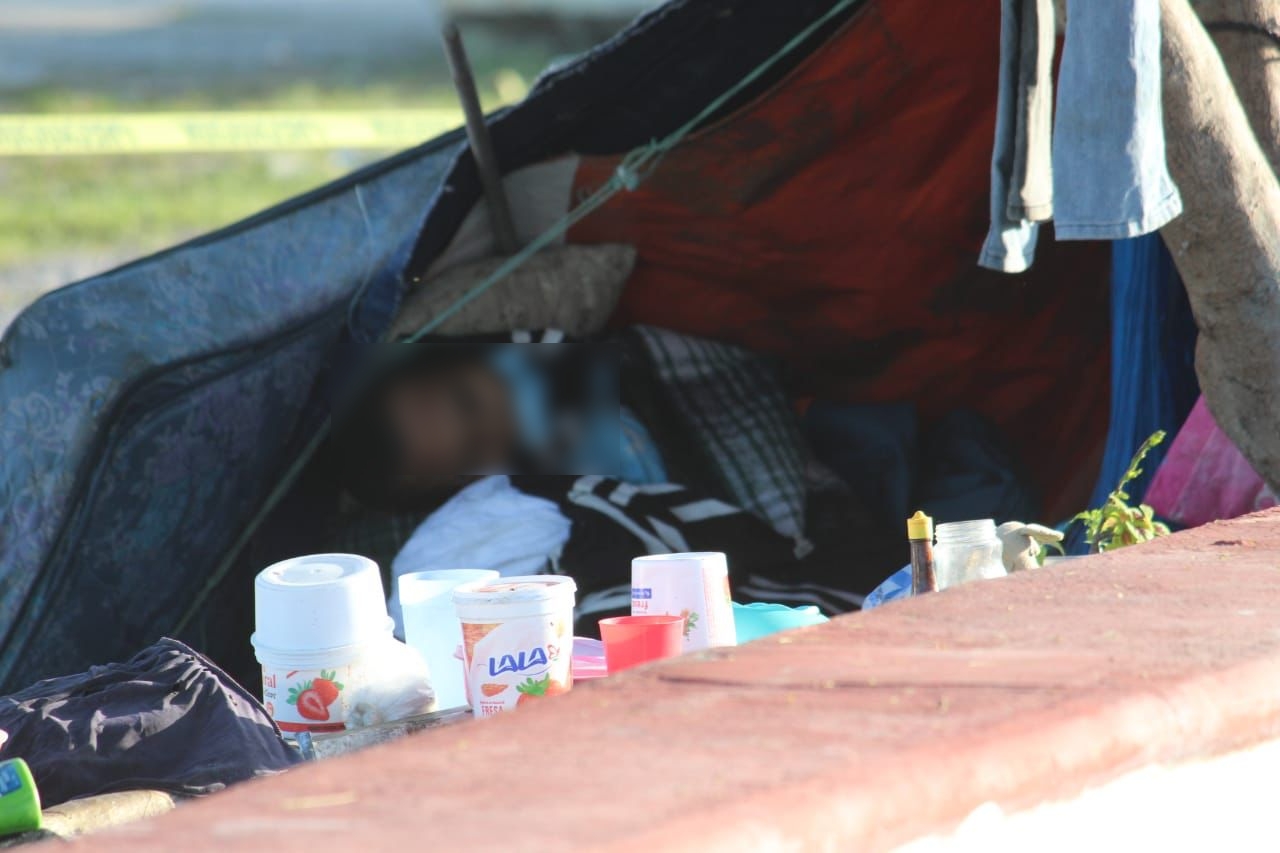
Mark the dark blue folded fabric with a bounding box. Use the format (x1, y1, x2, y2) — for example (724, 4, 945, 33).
(0, 638, 299, 807)
(803, 403, 1038, 528)
(801, 401, 918, 528)
(916, 409, 1039, 525)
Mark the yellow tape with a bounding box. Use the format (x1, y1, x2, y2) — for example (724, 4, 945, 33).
(0, 110, 463, 155)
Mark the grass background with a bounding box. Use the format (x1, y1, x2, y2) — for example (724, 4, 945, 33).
(0, 49, 549, 267)
(0, 14, 610, 328)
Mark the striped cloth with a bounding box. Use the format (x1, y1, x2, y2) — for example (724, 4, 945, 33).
(511, 475, 862, 628)
(631, 326, 810, 554)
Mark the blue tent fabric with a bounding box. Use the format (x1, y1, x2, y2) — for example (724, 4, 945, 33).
(0, 141, 460, 691)
(1070, 234, 1198, 551)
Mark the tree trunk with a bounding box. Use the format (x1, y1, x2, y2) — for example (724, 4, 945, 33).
(1159, 0, 1280, 491)
(1191, 0, 1280, 171)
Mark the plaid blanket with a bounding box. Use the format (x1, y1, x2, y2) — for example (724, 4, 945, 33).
(630, 326, 810, 554)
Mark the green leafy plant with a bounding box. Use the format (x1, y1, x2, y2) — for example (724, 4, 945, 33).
(1073, 431, 1172, 553)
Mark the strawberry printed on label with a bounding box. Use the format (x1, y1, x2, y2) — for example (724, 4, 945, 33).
(310, 670, 344, 706)
(515, 674, 570, 707)
(263, 662, 354, 733)
(286, 669, 345, 722)
(295, 688, 329, 721)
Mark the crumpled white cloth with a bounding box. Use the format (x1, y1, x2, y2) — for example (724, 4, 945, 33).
(996, 520, 1064, 573)
(388, 475, 572, 637)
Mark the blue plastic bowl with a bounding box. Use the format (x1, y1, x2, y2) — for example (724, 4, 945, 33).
(732, 602, 829, 644)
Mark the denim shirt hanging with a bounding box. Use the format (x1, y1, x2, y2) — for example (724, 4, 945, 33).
(981, 0, 1183, 273)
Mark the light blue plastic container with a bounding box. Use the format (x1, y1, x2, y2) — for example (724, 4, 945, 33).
(731, 602, 829, 643)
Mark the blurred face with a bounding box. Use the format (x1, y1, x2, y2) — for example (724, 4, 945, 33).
(384, 361, 516, 490)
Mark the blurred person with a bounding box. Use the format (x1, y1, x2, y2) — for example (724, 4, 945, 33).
(327, 341, 663, 510)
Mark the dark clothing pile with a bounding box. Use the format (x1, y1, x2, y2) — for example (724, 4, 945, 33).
(513, 474, 878, 633)
(801, 402, 1040, 530)
(0, 639, 298, 808)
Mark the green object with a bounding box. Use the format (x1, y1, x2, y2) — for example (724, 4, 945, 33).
(0, 759, 42, 836)
(1073, 431, 1172, 554)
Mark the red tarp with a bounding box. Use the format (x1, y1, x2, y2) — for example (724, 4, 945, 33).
(571, 0, 1110, 518)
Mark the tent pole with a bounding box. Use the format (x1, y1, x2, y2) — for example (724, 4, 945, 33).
(442, 21, 522, 256)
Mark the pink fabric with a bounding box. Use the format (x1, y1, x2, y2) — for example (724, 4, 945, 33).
(1146, 397, 1278, 527)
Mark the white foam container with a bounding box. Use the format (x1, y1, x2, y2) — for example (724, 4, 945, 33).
(251, 553, 393, 734)
(399, 569, 500, 711)
(631, 552, 737, 651)
(452, 575, 577, 717)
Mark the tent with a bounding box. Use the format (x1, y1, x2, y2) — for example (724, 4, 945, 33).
(0, 0, 1120, 693)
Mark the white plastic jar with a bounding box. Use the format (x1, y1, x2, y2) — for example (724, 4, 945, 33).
(933, 519, 1007, 590)
(251, 553, 394, 735)
(630, 552, 737, 651)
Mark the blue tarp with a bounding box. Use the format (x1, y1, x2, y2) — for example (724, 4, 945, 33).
(0, 139, 460, 690)
(1072, 234, 1198, 550)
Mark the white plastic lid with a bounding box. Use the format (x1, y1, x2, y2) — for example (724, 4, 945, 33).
(452, 575, 577, 622)
(399, 570, 500, 609)
(632, 552, 728, 575)
(252, 553, 392, 652)
(632, 552, 727, 564)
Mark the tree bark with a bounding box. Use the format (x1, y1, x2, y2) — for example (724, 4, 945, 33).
(1191, 0, 1280, 171)
(1160, 0, 1280, 491)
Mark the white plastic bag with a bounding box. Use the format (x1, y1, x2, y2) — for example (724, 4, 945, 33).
(344, 638, 437, 729)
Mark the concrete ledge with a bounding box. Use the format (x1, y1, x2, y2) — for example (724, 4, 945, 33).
(77, 510, 1280, 851)
(900, 737, 1280, 851)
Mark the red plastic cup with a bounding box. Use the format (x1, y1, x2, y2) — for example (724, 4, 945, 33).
(599, 615, 685, 674)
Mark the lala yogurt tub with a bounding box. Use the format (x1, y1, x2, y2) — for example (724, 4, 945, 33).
(452, 575, 577, 717)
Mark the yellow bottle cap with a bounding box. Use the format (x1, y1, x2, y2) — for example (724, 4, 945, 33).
(906, 510, 934, 541)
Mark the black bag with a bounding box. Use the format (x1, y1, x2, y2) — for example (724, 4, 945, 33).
(0, 638, 300, 807)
